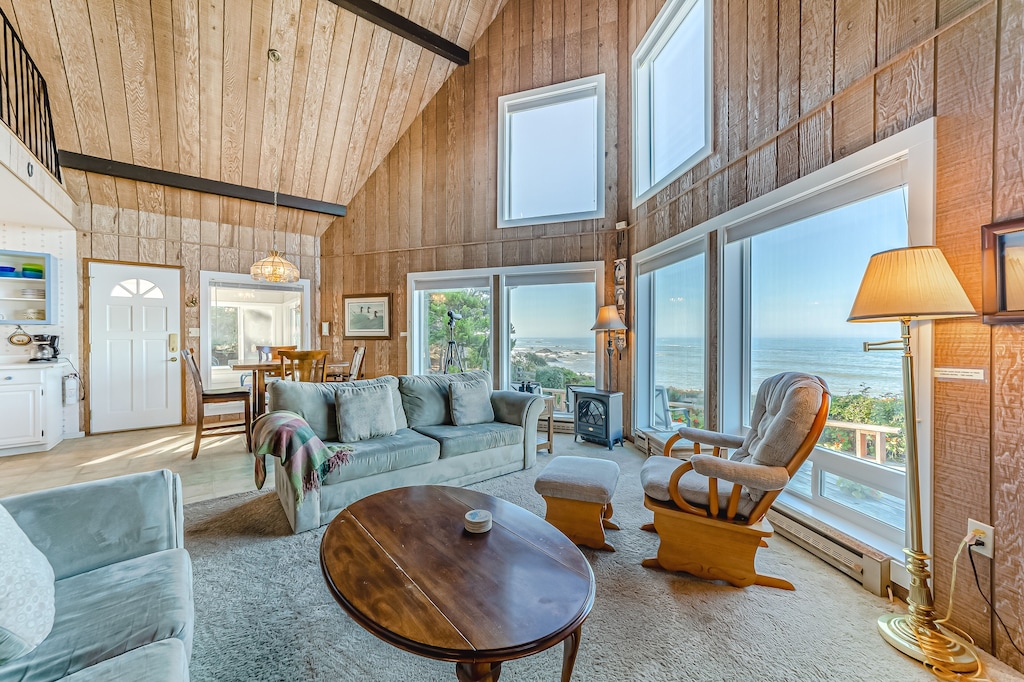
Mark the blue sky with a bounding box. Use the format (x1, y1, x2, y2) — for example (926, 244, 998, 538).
(502, 188, 909, 342)
(509, 282, 596, 339)
(653, 187, 909, 340)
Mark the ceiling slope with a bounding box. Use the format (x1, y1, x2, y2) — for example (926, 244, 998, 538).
(5, 0, 505, 225)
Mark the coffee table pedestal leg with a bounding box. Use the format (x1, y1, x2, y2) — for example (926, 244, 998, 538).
(561, 626, 582, 682)
(456, 661, 501, 681)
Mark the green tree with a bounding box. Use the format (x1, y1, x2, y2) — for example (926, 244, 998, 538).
(535, 366, 590, 390)
(427, 290, 491, 372)
(822, 390, 905, 463)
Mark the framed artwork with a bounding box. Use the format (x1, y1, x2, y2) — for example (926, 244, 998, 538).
(343, 293, 392, 339)
(982, 218, 1024, 324)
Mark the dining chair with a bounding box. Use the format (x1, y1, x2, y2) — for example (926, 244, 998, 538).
(182, 348, 252, 459)
(343, 346, 365, 381)
(278, 349, 328, 382)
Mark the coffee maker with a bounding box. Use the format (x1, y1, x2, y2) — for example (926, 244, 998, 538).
(29, 334, 59, 362)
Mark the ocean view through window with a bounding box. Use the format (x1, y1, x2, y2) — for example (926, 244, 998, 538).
(509, 281, 597, 412)
(746, 186, 910, 538)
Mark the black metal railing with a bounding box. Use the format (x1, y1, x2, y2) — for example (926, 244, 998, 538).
(0, 7, 60, 181)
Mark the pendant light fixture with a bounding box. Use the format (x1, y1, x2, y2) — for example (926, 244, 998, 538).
(251, 48, 300, 283)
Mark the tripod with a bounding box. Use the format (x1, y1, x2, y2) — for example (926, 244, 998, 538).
(440, 316, 466, 373)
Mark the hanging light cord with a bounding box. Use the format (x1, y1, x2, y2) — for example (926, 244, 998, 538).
(268, 48, 282, 254)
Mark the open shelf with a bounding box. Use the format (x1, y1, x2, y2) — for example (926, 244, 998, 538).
(0, 250, 53, 325)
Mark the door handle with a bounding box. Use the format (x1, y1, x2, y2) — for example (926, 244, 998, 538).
(168, 332, 179, 353)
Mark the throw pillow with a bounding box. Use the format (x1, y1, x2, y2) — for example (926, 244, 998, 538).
(0, 503, 55, 665)
(449, 379, 494, 426)
(335, 383, 398, 443)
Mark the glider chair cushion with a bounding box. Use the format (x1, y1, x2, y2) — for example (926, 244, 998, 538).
(640, 372, 830, 590)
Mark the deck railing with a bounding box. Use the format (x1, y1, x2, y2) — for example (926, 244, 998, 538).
(0, 7, 60, 181)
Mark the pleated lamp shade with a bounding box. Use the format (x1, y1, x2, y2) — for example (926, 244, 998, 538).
(848, 246, 974, 322)
(591, 304, 627, 331)
(250, 250, 300, 283)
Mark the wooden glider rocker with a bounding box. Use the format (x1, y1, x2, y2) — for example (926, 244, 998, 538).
(639, 373, 831, 590)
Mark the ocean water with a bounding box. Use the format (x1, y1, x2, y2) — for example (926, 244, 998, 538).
(512, 335, 903, 397)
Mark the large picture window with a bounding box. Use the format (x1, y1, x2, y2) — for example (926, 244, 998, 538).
(635, 119, 939, 573)
(635, 249, 706, 431)
(409, 264, 603, 415)
(632, 0, 712, 204)
(744, 188, 909, 540)
(497, 75, 605, 228)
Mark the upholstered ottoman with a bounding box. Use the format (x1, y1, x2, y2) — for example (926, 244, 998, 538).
(534, 455, 620, 551)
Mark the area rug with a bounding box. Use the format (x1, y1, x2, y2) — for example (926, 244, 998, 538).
(185, 440, 1019, 681)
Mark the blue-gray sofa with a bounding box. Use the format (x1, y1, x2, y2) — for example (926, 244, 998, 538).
(266, 371, 545, 533)
(0, 470, 193, 681)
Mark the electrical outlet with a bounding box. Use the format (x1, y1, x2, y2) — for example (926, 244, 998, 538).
(968, 518, 994, 559)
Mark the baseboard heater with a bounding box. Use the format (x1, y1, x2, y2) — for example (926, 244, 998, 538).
(767, 506, 892, 597)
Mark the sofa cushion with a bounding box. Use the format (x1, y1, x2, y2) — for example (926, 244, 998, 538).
(60, 639, 189, 682)
(322, 429, 441, 484)
(412, 422, 523, 459)
(449, 378, 494, 426)
(270, 376, 407, 440)
(399, 371, 491, 427)
(335, 383, 398, 442)
(0, 548, 194, 682)
(0, 504, 55, 665)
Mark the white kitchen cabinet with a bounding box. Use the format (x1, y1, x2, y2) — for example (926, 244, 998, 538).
(0, 364, 62, 455)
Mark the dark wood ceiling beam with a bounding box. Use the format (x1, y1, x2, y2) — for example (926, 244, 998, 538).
(58, 151, 347, 217)
(326, 0, 470, 65)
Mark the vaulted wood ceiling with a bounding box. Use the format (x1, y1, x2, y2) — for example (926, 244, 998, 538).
(4, 0, 505, 221)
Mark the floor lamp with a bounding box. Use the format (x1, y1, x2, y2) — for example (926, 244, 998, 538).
(848, 246, 977, 672)
(591, 305, 626, 392)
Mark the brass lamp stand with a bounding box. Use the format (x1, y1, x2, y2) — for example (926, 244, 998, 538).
(849, 247, 977, 672)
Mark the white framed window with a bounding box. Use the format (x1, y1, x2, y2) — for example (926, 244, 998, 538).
(408, 263, 604, 415)
(632, 0, 713, 206)
(634, 119, 939, 586)
(634, 239, 708, 432)
(198, 271, 311, 391)
(497, 75, 605, 228)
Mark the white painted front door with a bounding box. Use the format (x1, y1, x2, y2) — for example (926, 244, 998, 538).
(89, 263, 182, 433)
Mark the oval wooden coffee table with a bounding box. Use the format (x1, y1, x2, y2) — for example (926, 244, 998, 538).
(320, 485, 596, 682)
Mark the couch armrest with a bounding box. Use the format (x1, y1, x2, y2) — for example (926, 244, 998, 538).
(690, 454, 790, 491)
(491, 390, 543, 427)
(0, 469, 183, 580)
(491, 391, 545, 469)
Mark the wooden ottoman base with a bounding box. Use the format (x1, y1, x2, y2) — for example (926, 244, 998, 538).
(542, 496, 619, 552)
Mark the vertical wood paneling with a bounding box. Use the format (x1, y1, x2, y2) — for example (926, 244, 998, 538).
(992, 0, 1024, 668)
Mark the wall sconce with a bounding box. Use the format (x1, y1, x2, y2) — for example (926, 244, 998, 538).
(184, 294, 198, 308)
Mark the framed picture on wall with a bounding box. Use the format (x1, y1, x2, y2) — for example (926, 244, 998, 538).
(983, 218, 1024, 324)
(343, 293, 392, 339)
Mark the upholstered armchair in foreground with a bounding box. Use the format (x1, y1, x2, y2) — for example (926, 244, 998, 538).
(640, 372, 830, 590)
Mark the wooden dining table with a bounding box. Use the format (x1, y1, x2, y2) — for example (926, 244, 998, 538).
(231, 360, 350, 416)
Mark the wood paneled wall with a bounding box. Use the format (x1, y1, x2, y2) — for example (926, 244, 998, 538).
(68, 169, 322, 424)
(322, 0, 1023, 669)
(320, 0, 627, 397)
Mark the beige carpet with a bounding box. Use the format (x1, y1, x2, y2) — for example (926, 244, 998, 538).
(184, 439, 1022, 681)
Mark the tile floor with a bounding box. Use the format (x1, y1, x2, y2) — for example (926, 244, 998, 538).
(0, 427, 269, 504)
